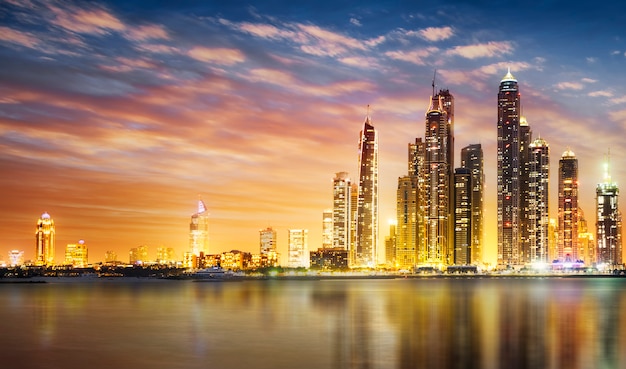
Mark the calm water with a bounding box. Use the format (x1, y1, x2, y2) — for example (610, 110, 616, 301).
(1, 277, 625, 369)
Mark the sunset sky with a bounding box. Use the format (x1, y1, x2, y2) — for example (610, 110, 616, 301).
(1, 0, 626, 265)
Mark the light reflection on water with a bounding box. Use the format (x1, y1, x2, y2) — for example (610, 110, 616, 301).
(0, 277, 625, 369)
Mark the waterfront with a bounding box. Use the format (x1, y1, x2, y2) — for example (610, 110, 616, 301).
(1, 277, 625, 369)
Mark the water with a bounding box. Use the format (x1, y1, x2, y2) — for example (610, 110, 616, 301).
(1, 277, 625, 369)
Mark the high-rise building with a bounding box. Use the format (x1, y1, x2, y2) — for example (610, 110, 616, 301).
(526, 137, 550, 263)
(129, 245, 148, 264)
(349, 183, 358, 264)
(332, 172, 351, 250)
(423, 89, 454, 266)
(578, 208, 595, 264)
(384, 220, 397, 267)
(396, 175, 418, 269)
(558, 149, 579, 262)
(189, 200, 209, 256)
(497, 69, 524, 267)
(409, 138, 426, 265)
(454, 168, 472, 265)
(548, 218, 559, 262)
(322, 209, 333, 249)
(355, 110, 378, 267)
(105, 250, 118, 264)
(596, 159, 622, 266)
(65, 240, 88, 267)
(156, 247, 176, 264)
(8, 250, 24, 267)
(259, 227, 277, 255)
(35, 212, 55, 266)
(461, 144, 484, 265)
(518, 117, 532, 264)
(287, 229, 309, 268)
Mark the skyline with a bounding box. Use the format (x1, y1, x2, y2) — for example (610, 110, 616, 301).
(2, 1, 626, 264)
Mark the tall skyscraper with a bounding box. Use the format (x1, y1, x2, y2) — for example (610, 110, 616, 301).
(454, 168, 472, 265)
(35, 212, 55, 266)
(65, 240, 88, 267)
(259, 227, 277, 255)
(287, 229, 309, 268)
(518, 117, 532, 263)
(332, 172, 351, 250)
(596, 158, 622, 266)
(461, 144, 484, 265)
(558, 149, 579, 262)
(527, 137, 550, 263)
(423, 89, 454, 266)
(322, 209, 333, 248)
(497, 69, 524, 267)
(189, 200, 209, 256)
(355, 109, 378, 267)
(396, 175, 418, 269)
(384, 220, 397, 267)
(409, 138, 426, 265)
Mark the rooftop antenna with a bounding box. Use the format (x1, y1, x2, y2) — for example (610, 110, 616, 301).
(432, 69, 437, 96)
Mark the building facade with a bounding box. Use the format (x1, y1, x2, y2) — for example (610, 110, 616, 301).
(558, 149, 579, 262)
(189, 200, 209, 256)
(596, 161, 622, 266)
(396, 175, 418, 269)
(65, 240, 88, 267)
(526, 137, 550, 263)
(35, 212, 55, 266)
(322, 209, 333, 249)
(332, 172, 351, 250)
(287, 229, 309, 268)
(355, 111, 378, 267)
(460, 144, 484, 265)
(454, 168, 472, 265)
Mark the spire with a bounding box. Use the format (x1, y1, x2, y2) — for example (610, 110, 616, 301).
(501, 67, 517, 82)
(365, 104, 371, 123)
(604, 150, 612, 184)
(198, 199, 207, 214)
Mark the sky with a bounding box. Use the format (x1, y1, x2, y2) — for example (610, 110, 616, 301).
(1, 0, 626, 265)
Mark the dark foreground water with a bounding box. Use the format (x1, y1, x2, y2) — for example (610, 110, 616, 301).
(1, 277, 625, 369)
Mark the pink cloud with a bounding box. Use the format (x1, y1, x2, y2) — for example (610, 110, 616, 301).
(554, 81, 584, 90)
(418, 26, 454, 42)
(0, 26, 39, 48)
(385, 47, 439, 65)
(588, 90, 613, 97)
(447, 41, 513, 59)
(188, 47, 245, 65)
(51, 5, 125, 35)
(126, 24, 170, 41)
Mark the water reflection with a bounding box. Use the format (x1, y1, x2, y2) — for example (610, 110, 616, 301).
(0, 278, 624, 369)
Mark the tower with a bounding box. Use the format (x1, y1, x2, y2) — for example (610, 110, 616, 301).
(596, 156, 622, 266)
(497, 69, 523, 267)
(189, 200, 209, 256)
(65, 240, 88, 267)
(423, 89, 454, 266)
(527, 137, 550, 263)
(461, 144, 484, 265)
(355, 108, 378, 267)
(322, 209, 333, 248)
(558, 149, 579, 262)
(396, 175, 418, 269)
(332, 172, 351, 250)
(35, 212, 55, 266)
(259, 227, 277, 254)
(287, 229, 309, 268)
(454, 167, 472, 265)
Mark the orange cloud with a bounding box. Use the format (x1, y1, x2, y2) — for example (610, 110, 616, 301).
(51, 6, 125, 34)
(0, 26, 39, 48)
(447, 41, 513, 59)
(187, 47, 245, 65)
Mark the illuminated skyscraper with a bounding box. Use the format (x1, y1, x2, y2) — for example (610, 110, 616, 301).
(518, 117, 532, 263)
(454, 168, 471, 265)
(423, 89, 454, 266)
(527, 137, 549, 263)
(461, 144, 484, 264)
(322, 209, 333, 248)
(189, 200, 209, 256)
(287, 229, 309, 268)
(385, 220, 397, 267)
(129, 245, 148, 264)
(35, 212, 55, 266)
(578, 209, 595, 264)
(558, 149, 579, 262)
(409, 138, 427, 264)
(497, 69, 523, 266)
(332, 172, 351, 250)
(596, 158, 622, 265)
(396, 175, 418, 269)
(259, 227, 277, 255)
(156, 247, 176, 265)
(65, 240, 88, 267)
(355, 110, 378, 267)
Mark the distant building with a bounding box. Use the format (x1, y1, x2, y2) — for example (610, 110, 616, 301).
(189, 200, 209, 256)
(287, 229, 309, 268)
(259, 227, 277, 255)
(322, 209, 333, 248)
(221, 250, 251, 270)
(156, 247, 176, 265)
(8, 250, 24, 267)
(65, 240, 88, 267)
(35, 212, 55, 266)
(396, 175, 418, 269)
(104, 251, 118, 264)
(454, 168, 472, 265)
(129, 245, 148, 265)
(558, 149, 579, 262)
(332, 172, 351, 250)
(461, 144, 484, 265)
(578, 208, 595, 264)
(384, 220, 397, 267)
(310, 248, 349, 270)
(596, 158, 622, 266)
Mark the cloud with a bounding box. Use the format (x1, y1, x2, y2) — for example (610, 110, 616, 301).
(586, 57, 597, 63)
(385, 47, 439, 65)
(339, 56, 381, 69)
(350, 18, 361, 26)
(611, 50, 621, 55)
(554, 81, 584, 90)
(188, 47, 245, 65)
(581, 78, 597, 84)
(0, 26, 40, 49)
(50, 5, 125, 35)
(126, 24, 170, 41)
(446, 41, 513, 59)
(418, 26, 454, 42)
(608, 109, 626, 122)
(588, 90, 613, 97)
(610, 96, 626, 105)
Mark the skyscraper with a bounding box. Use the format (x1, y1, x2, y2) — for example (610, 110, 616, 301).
(287, 229, 309, 268)
(65, 240, 88, 267)
(355, 110, 378, 267)
(259, 227, 277, 255)
(35, 212, 55, 266)
(527, 137, 550, 263)
(189, 200, 209, 256)
(454, 168, 472, 265)
(384, 220, 397, 267)
(332, 172, 351, 250)
(497, 69, 523, 267)
(396, 175, 418, 269)
(596, 158, 622, 266)
(558, 149, 579, 262)
(423, 89, 454, 266)
(409, 138, 426, 265)
(322, 209, 333, 248)
(461, 144, 484, 265)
